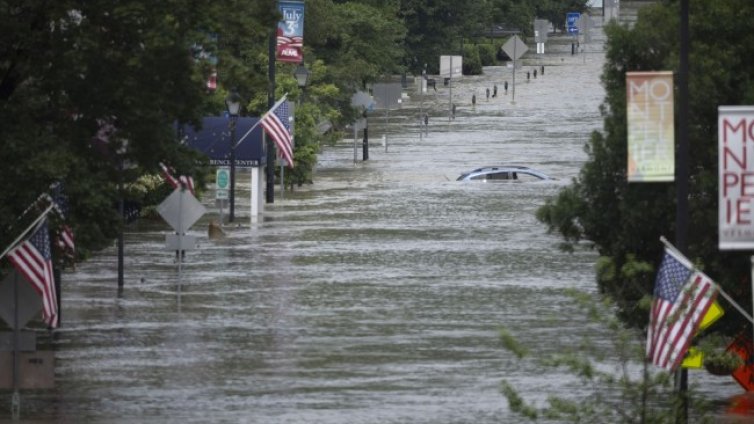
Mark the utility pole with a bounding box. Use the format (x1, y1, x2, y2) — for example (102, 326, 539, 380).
(266, 30, 276, 204)
(675, 0, 690, 422)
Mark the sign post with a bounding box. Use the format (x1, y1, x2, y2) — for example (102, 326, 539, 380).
(157, 188, 206, 292)
(502, 35, 527, 104)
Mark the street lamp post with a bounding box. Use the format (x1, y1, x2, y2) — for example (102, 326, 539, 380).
(294, 63, 310, 94)
(225, 92, 241, 223)
(116, 139, 128, 288)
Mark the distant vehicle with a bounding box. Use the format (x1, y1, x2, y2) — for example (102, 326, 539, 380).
(456, 166, 554, 182)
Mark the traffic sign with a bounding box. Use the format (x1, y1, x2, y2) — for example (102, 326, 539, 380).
(0, 270, 42, 329)
(502, 35, 527, 61)
(165, 234, 198, 251)
(216, 167, 229, 200)
(216, 167, 229, 190)
(157, 188, 206, 233)
(567, 12, 580, 35)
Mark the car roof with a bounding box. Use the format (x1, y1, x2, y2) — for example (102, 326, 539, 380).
(470, 166, 531, 173)
(458, 166, 553, 180)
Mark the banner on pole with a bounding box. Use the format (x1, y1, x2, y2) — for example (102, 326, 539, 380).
(626, 71, 675, 182)
(719, 106, 754, 249)
(276, 1, 305, 63)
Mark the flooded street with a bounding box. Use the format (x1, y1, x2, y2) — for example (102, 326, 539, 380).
(2, 26, 744, 423)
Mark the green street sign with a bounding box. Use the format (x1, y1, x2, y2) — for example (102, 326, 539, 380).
(216, 167, 230, 190)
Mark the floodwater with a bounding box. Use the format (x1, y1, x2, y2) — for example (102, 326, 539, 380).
(1, 21, 746, 423)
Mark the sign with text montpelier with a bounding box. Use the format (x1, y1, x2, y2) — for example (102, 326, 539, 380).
(626, 71, 675, 182)
(719, 106, 754, 249)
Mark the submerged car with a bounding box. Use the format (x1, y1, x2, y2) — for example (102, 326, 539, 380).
(456, 166, 554, 182)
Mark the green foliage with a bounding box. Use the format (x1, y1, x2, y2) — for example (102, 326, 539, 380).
(462, 44, 483, 75)
(477, 44, 498, 67)
(501, 380, 538, 420)
(499, 291, 713, 423)
(537, 0, 754, 333)
(499, 328, 529, 359)
(0, 1, 232, 259)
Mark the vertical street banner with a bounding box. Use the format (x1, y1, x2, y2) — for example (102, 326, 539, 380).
(626, 71, 675, 182)
(276, 1, 305, 63)
(719, 106, 754, 249)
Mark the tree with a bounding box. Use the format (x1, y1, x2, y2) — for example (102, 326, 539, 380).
(537, 0, 754, 331)
(0, 1, 277, 258)
(399, 0, 492, 74)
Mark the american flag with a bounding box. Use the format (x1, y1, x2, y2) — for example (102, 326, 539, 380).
(49, 182, 75, 253)
(159, 162, 195, 195)
(7, 220, 58, 328)
(260, 99, 294, 168)
(646, 247, 718, 370)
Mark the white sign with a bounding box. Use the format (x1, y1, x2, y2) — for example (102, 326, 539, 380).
(502, 35, 528, 61)
(158, 188, 206, 233)
(719, 106, 754, 249)
(165, 234, 198, 251)
(440, 55, 463, 78)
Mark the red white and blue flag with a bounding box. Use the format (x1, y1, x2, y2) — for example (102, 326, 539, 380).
(260, 99, 294, 168)
(7, 220, 59, 328)
(646, 247, 718, 370)
(49, 182, 75, 253)
(160, 162, 195, 195)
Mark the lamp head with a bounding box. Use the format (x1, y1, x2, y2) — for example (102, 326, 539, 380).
(225, 91, 242, 116)
(294, 64, 310, 88)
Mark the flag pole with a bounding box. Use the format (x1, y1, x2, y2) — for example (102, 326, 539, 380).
(234, 93, 289, 149)
(0, 204, 54, 262)
(750, 256, 754, 353)
(660, 236, 754, 325)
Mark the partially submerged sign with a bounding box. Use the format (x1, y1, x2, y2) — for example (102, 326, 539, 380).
(165, 234, 198, 251)
(0, 351, 55, 389)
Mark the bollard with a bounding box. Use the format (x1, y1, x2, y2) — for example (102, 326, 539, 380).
(363, 126, 369, 160)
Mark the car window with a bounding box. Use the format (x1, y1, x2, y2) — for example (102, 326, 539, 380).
(486, 171, 511, 180)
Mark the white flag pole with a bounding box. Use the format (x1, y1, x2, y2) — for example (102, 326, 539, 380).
(0, 204, 54, 262)
(234, 94, 289, 149)
(660, 236, 754, 325)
